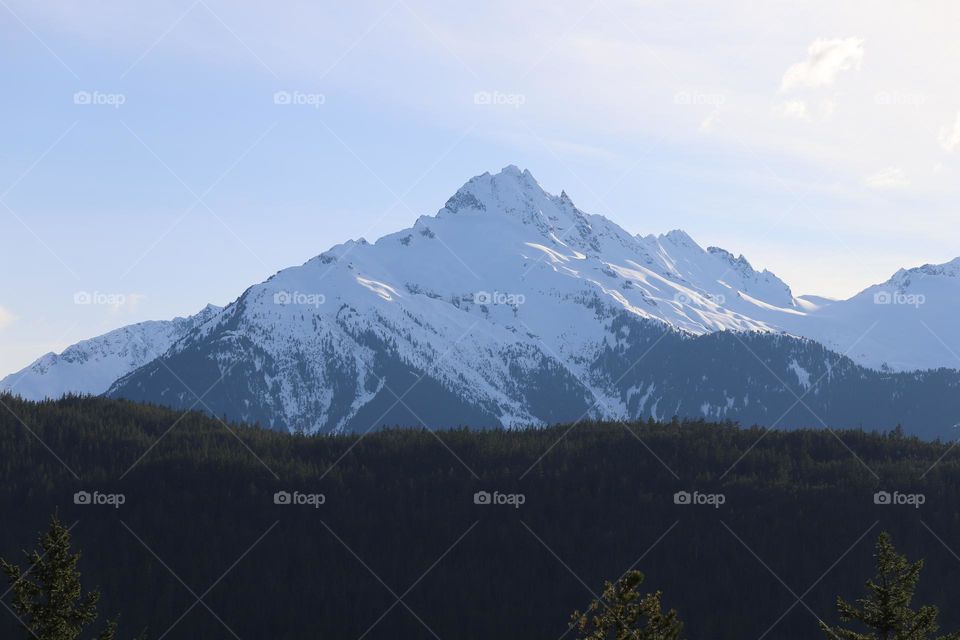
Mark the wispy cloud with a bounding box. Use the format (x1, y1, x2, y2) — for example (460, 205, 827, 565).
(864, 167, 909, 189)
(780, 37, 865, 93)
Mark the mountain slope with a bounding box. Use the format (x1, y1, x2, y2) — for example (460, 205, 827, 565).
(104, 167, 960, 437)
(0, 304, 221, 400)
(780, 259, 960, 371)
(8, 166, 960, 434)
(105, 166, 787, 432)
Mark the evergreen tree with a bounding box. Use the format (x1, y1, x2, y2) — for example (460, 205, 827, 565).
(570, 570, 684, 640)
(821, 532, 959, 640)
(1, 515, 117, 640)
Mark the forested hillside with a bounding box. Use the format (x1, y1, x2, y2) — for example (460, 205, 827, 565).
(2, 394, 959, 639)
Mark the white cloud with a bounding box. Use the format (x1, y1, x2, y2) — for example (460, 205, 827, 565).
(0, 307, 16, 330)
(781, 37, 865, 93)
(864, 167, 909, 189)
(939, 112, 960, 152)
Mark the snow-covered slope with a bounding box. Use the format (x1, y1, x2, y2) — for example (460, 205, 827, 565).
(104, 167, 791, 430)
(781, 260, 960, 371)
(100, 166, 960, 437)
(0, 304, 222, 399)
(7, 166, 960, 434)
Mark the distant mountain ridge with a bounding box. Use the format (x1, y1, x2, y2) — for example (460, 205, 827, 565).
(0, 304, 221, 399)
(3, 166, 959, 436)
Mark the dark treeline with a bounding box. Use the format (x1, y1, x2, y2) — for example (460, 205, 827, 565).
(2, 393, 960, 639)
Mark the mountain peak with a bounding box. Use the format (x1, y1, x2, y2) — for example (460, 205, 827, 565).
(884, 256, 960, 290)
(488, 164, 542, 192)
(707, 245, 752, 270)
(498, 163, 526, 177)
(908, 256, 960, 277)
(440, 165, 563, 221)
(661, 229, 697, 247)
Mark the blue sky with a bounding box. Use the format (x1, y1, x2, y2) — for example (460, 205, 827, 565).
(2, 0, 959, 376)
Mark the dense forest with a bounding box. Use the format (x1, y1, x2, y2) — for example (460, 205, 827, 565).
(2, 393, 960, 639)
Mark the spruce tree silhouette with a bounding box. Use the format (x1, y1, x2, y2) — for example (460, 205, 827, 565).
(1, 514, 143, 640)
(822, 532, 959, 640)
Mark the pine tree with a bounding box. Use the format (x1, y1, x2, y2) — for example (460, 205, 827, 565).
(1, 514, 117, 640)
(570, 570, 684, 640)
(821, 532, 959, 640)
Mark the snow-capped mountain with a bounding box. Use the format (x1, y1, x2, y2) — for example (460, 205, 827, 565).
(102, 166, 791, 431)
(0, 304, 221, 399)
(96, 166, 959, 437)
(5, 166, 960, 436)
(779, 259, 960, 371)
